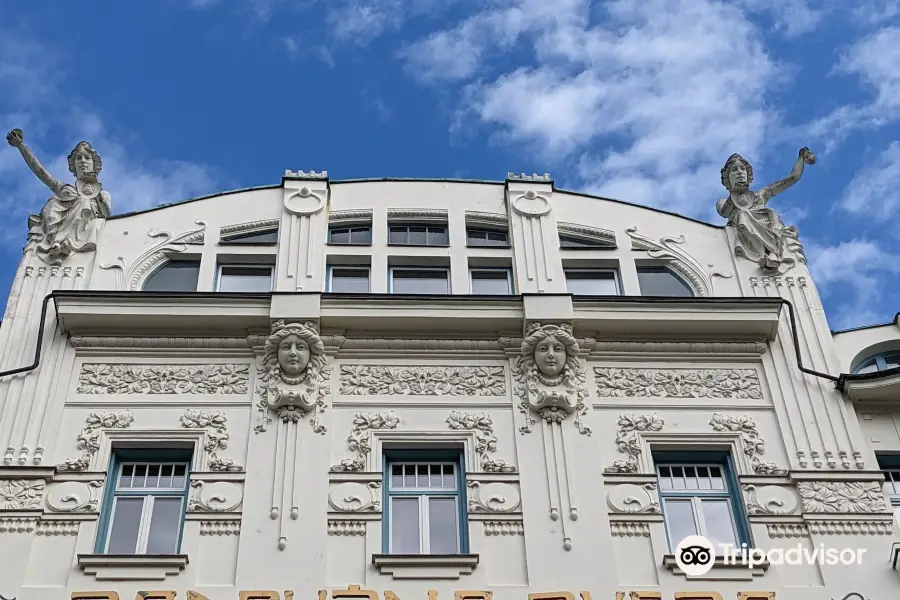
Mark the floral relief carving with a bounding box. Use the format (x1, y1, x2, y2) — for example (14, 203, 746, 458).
(330, 412, 400, 472)
(188, 480, 243, 512)
(797, 481, 888, 513)
(446, 412, 516, 472)
(339, 365, 506, 396)
(180, 410, 243, 472)
(603, 414, 665, 473)
(46, 480, 103, 513)
(467, 481, 521, 513)
(77, 364, 249, 394)
(328, 481, 381, 512)
(594, 368, 762, 399)
(0, 480, 44, 510)
(58, 411, 133, 472)
(606, 483, 660, 514)
(709, 413, 787, 475)
(254, 320, 332, 433)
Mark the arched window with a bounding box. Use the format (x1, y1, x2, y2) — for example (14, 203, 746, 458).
(636, 266, 694, 297)
(142, 260, 201, 292)
(852, 351, 900, 375)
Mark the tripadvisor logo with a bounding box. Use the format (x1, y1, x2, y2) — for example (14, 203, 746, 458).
(675, 535, 868, 576)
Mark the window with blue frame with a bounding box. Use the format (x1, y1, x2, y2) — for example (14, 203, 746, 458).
(655, 451, 749, 553)
(95, 450, 192, 555)
(383, 450, 468, 555)
(853, 351, 900, 374)
(877, 455, 900, 528)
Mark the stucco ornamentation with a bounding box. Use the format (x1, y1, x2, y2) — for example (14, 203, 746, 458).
(717, 148, 815, 274)
(512, 323, 591, 435)
(46, 480, 103, 513)
(742, 484, 797, 516)
(77, 364, 250, 394)
(188, 480, 243, 512)
(603, 414, 665, 473)
(709, 413, 787, 475)
(6, 128, 111, 265)
(446, 412, 516, 472)
(58, 411, 134, 472)
(330, 412, 400, 472)
(606, 483, 660, 514)
(594, 367, 762, 399)
(797, 481, 888, 513)
(625, 227, 732, 295)
(467, 481, 521, 513)
(0, 479, 44, 510)
(219, 218, 279, 240)
(328, 481, 381, 512)
(255, 320, 331, 433)
(180, 410, 243, 472)
(339, 365, 506, 396)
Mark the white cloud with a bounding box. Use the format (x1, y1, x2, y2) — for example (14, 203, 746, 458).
(853, 0, 900, 24)
(737, 0, 825, 36)
(840, 142, 900, 218)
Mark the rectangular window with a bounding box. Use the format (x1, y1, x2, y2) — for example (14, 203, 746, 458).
(328, 266, 370, 293)
(559, 234, 611, 248)
(564, 269, 620, 295)
(220, 229, 278, 245)
(390, 268, 449, 295)
(329, 225, 372, 245)
(878, 456, 900, 528)
(97, 451, 191, 555)
(216, 265, 273, 292)
(470, 268, 512, 295)
(466, 227, 509, 247)
(389, 224, 449, 246)
(655, 452, 748, 553)
(384, 451, 467, 554)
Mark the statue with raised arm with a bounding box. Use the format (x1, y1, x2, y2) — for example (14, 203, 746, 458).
(6, 129, 112, 265)
(717, 148, 815, 274)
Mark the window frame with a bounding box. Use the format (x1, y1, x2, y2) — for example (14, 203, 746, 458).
(465, 227, 510, 248)
(878, 455, 900, 526)
(215, 263, 274, 292)
(636, 265, 696, 298)
(219, 229, 279, 245)
(563, 267, 621, 295)
(326, 265, 371, 293)
(388, 223, 450, 247)
(654, 450, 750, 552)
(94, 449, 192, 556)
(852, 351, 900, 374)
(388, 266, 450, 295)
(469, 267, 513, 295)
(328, 224, 373, 246)
(559, 234, 613, 249)
(381, 449, 468, 555)
(142, 259, 202, 292)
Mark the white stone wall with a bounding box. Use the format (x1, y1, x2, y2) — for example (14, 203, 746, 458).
(0, 175, 897, 600)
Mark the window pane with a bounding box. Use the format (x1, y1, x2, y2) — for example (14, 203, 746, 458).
(708, 466, 724, 489)
(349, 227, 372, 244)
(391, 270, 449, 295)
(329, 228, 350, 244)
(663, 499, 697, 549)
(471, 270, 511, 295)
(389, 226, 408, 245)
(855, 359, 879, 374)
(391, 465, 403, 489)
(560, 235, 607, 248)
(637, 267, 694, 297)
(884, 353, 900, 369)
(172, 464, 186, 490)
(119, 464, 134, 488)
(403, 464, 416, 488)
(426, 227, 448, 245)
(701, 499, 737, 550)
(391, 497, 421, 553)
(143, 261, 200, 292)
(107, 497, 145, 554)
(218, 266, 272, 292)
(428, 498, 459, 554)
(565, 271, 619, 295)
(145, 497, 183, 554)
(330, 268, 370, 293)
(408, 226, 427, 245)
(222, 230, 278, 244)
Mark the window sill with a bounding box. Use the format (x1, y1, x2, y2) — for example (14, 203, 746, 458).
(891, 542, 900, 570)
(77, 554, 189, 581)
(662, 554, 768, 581)
(387, 244, 451, 248)
(371, 553, 479, 580)
(326, 242, 373, 247)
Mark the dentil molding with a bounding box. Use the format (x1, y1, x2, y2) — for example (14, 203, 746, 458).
(77, 364, 250, 395)
(446, 411, 515, 472)
(710, 413, 786, 475)
(58, 411, 134, 472)
(603, 414, 665, 473)
(180, 410, 243, 472)
(330, 412, 400, 472)
(339, 365, 506, 396)
(594, 367, 762, 399)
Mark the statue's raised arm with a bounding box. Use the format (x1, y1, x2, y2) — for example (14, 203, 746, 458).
(6, 129, 64, 194)
(760, 147, 816, 201)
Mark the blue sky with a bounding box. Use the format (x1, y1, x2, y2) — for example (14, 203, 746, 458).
(1, 0, 898, 330)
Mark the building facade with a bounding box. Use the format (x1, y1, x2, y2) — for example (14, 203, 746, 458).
(1, 131, 899, 600)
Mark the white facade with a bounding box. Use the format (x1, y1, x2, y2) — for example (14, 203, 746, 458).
(1, 135, 899, 600)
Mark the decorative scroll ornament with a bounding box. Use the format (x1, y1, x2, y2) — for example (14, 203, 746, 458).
(328, 481, 381, 512)
(180, 410, 242, 472)
(716, 148, 815, 274)
(603, 414, 665, 474)
(512, 322, 591, 435)
(797, 481, 888, 513)
(606, 483, 660, 514)
(330, 412, 400, 472)
(188, 480, 243, 512)
(446, 412, 516, 472)
(625, 227, 731, 295)
(58, 411, 133, 472)
(6, 129, 111, 265)
(0, 479, 44, 510)
(742, 484, 797, 516)
(709, 413, 787, 475)
(255, 320, 331, 434)
(46, 480, 103, 513)
(467, 480, 521, 513)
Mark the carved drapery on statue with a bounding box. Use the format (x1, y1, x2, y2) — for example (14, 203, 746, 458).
(716, 148, 815, 275)
(6, 129, 111, 265)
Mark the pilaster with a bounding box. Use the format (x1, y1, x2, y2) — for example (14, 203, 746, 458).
(505, 173, 566, 294)
(277, 170, 329, 292)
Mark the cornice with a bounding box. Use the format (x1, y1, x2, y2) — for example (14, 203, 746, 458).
(841, 370, 900, 403)
(70, 336, 254, 350)
(218, 219, 279, 240)
(329, 209, 373, 223)
(387, 208, 448, 222)
(557, 221, 616, 246)
(465, 211, 508, 226)
(588, 341, 767, 357)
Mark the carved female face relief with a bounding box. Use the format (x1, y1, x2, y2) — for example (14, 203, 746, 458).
(72, 148, 94, 179)
(277, 335, 310, 376)
(534, 334, 566, 378)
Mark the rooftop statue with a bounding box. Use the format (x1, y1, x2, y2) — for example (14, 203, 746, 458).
(717, 148, 815, 274)
(6, 129, 112, 265)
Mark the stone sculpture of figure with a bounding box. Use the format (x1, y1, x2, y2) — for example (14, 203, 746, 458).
(716, 148, 815, 274)
(258, 320, 328, 423)
(518, 322, 589, 428)
(6, 129, 112, 265)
